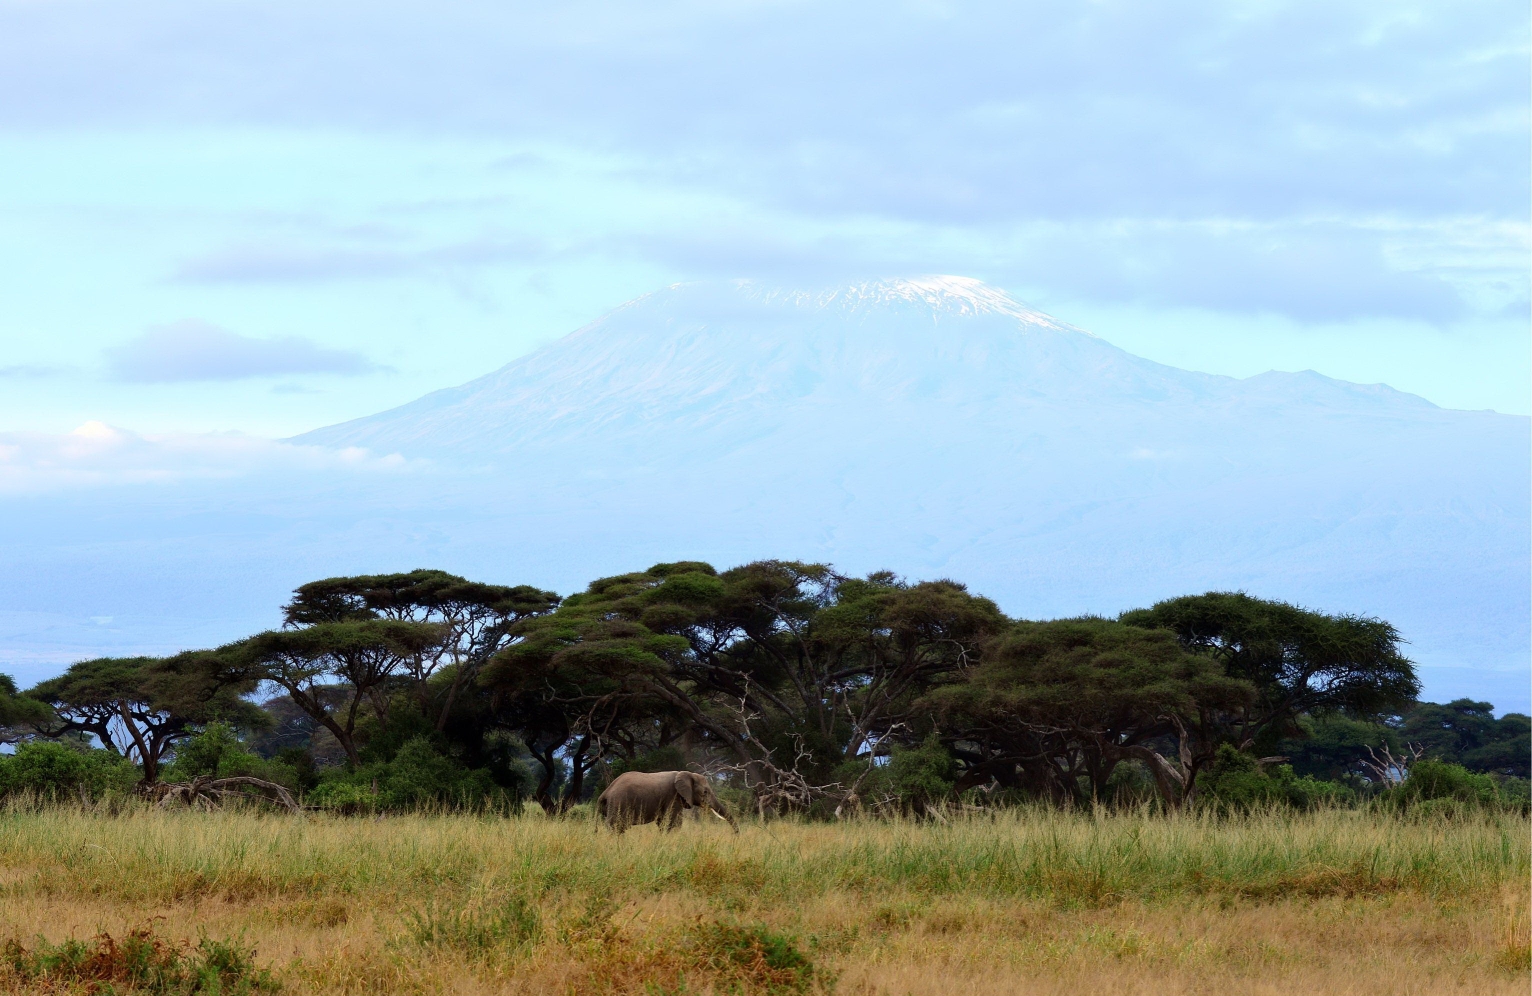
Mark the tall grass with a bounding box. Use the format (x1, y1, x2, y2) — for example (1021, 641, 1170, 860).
(2, 803, 1519, 906)
(0, 803, 1525, 994)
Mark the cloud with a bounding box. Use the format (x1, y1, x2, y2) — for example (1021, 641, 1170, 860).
(597, 216, 1488, 323)
(0, 2, 1520, 222)
(0, 421, 419, 494)
(172, 236, 546, 283)
(106, 321, 379, 382)
(0, 364, 68, 379)
(0, 0, 1524, 325)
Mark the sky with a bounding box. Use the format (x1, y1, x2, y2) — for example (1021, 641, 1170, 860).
(0, 0, 1526, 441)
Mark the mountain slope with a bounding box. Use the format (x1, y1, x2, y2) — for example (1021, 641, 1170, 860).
(296, 276, 1444, 466)
(292, 277, 1527, 707)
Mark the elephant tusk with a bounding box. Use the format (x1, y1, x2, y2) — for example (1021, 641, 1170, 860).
(711, 810, 727, 821)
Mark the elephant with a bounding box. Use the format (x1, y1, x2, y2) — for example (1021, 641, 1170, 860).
(596, 770, 739, 833)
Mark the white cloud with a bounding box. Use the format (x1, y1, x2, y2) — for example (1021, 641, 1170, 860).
(106, 321, 378, 382)
(0, 421, 418, 494)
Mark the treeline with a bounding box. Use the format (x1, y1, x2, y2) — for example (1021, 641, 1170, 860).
(1, 562, 1527, 816)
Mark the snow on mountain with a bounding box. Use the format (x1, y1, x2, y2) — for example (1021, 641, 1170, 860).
(3, 277, 1526, 708)
(295, 276, 1423, 460)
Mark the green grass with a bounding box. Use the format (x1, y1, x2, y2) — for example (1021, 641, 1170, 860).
(1, 804, 1519, 907)
(0, 803, 1524, 995)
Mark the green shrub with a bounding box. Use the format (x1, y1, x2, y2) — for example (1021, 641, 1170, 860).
(1199, 744, 1353, 811)
(1385, 758, 1509, 814)
(1, 924, 277, 994)
(887, 733, 956, 810)
(607, 745, 687, 778)
(1496, 775, 1530, 813)
(0, 742, 139, 801)
(845, 733, 957, 816)
(1103, 759, 1159, 806)
(162, 722, 299, 789)
(307, 736, 511, 813)
(689, 921, 821, 995)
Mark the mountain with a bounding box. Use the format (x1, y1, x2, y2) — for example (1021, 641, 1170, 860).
(4, 277, 1527, 708)
(294, 276, 1528, 705)
(298, 276, 1439, 461)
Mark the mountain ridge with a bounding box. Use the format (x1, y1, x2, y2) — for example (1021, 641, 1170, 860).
(296, 276, 1453, 459)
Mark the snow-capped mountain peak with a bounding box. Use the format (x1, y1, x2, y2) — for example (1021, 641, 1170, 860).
(732, 275, 1084, 331)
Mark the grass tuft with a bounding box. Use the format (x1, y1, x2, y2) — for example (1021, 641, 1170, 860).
(1, 923, 277, 994)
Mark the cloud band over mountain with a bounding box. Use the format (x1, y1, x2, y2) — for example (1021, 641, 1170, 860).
(107, 321, 379, 382)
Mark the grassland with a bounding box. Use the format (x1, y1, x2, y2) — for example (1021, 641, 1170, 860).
(0, 804, 1525, 995)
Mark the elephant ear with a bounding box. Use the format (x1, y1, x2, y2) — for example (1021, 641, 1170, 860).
(673, 772, 697, 806)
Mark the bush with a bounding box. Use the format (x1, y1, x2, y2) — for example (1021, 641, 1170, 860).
(1199, 744, 1353, 811)
(689, 921, 820, 995)
(847, 733, 956, 816)
(1384, 758, 1514, 814)
(607, 745, 687, 779)
(162, 722, 300, 790)
(1, 924, 277, 994)
(887, 733, 956, 811)
(0, 742, 139, 801)
(307, 736, 512, 813)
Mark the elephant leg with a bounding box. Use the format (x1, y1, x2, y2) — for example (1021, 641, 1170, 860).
(664, 800, 684, 831)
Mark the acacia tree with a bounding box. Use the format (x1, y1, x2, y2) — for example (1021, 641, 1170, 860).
(485, 560, 1006, 812)
(925, 618, 1254, 806)
(219, 618, 444, 766)
(1398, 699, 1530, 778)
(27, 655, 260, 784)
(1120, 592, 1419, 752)
(284, 570, 558, 731)
(0, 674, 50, 740)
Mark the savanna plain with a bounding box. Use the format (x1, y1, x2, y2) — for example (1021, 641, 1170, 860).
(2, 805, 1527, 996)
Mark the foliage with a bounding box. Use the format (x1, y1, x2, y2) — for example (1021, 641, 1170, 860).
(0, 674, 50, 733)
(488, 560, 1006, 813)
(1383, 758, 1513, 814)
(1, 924, 277, 994)
(216, 619, 446, 766)
(27, 655, 262, 783)
(1197, 744, 1353, 811)
(11, 564, 1449, 818)
(1121, 591, 1419, 750)
(306, 736, 510, 813)
(687, 921, 821, 995)
(0, 741, 139, 801)
(1278, 712, 1399, 783)
(857, 732, 955, 814)
(1397, 699, 1530, 778)
(925, 617, 1253, 805)
(283, 569, 558, 732)
(161, 722, 299, 790)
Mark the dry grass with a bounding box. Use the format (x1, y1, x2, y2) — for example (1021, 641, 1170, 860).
(0, 804, 1525, 994)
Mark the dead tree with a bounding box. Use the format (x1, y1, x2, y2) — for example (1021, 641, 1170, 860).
(1359, 742, 1426, 786)
(149, 776, 301, 813)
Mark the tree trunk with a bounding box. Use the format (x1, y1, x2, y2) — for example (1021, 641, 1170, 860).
(116, 700, 157, 784)
(1121, 745, 1187, 808)
(532, 741, 562, 814)
(559, 735, 592, 814)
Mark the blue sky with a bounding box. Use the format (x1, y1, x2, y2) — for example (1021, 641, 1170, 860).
(0, 0, 1527, 440)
